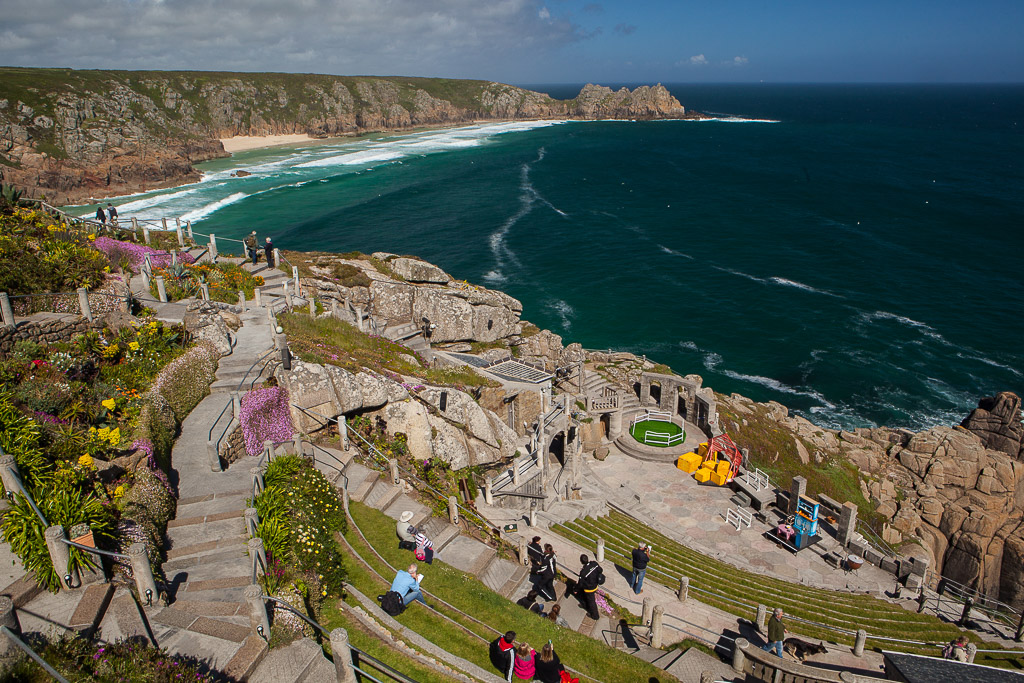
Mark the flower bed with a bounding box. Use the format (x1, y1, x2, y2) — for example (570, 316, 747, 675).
(240, 386, 295, 456)
(93, 236, 194, 274)
(148, 262, 264, 305)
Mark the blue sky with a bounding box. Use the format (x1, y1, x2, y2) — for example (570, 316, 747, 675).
(0, 0, 1021, 83)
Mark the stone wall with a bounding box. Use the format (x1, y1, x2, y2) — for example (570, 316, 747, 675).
(0, 315, 108, 354)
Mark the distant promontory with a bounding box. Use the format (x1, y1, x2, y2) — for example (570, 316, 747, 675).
(0, 68, 704, 203)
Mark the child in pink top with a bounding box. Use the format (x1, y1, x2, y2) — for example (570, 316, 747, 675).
(512, 642, 536, 680)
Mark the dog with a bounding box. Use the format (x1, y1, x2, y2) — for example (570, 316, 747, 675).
(783, 637, 828, 662)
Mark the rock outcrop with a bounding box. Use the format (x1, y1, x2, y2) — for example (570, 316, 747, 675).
(962, 391, 1024, 460)
(0, 68, 702, 203)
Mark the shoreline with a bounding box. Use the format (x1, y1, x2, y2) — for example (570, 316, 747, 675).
(219, 133, 315, 153)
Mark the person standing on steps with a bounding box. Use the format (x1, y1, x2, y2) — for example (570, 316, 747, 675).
(631, 542, 651, 594)
(390, 563, 426, 607)
(577, 554, 605, 620)
(489, 630, 516, 683)
(95, 205, 106, 225)
(762, 608, 786, 658)
(528, 536, 544, 575)
(537, 544, 557, 601)
(264, 237, 275, 268)
(106, 203, 118, 226)
(244, 231, 259, 265)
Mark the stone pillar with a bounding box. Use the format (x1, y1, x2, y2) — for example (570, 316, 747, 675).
(354, 305, 364, 331)
(837, 501, 859, 547)
(293, 434, 303, 457)
(967, 642, 977, 664)
(512, 460, 521, 487)
(529, 502, 537, 527)
(0, 292, 14, 327)
(389, 458, 400, 486)
(143, 253, 153, 275)
(238, 291, 246, 311)
(608, 409, 623, 440)
(0, 454, 20, 495)
(292, 267, 300, 295)
(756, 604, 767, 632)
(677, 576, 689, 602)
(254, 286, 263, 308)
(0, 596, 21, 657)
(161, 217, 168, 232)
(76, 287, 92, 321)
(131, 217, 139, 234)
(789, 475, 807, 515)
(274, 248, 281, 268)
(518, 537, 528, 566)
(200, 283, 210, 301)
(155, 277, 167, 303)
(248, 537, 267, 580)
(650, 605, 664, 648)
(536, 425, 546, 472)
(731, 638, 748, 674)
(596, 538, 605, 563)
(141, 269, 151, 291)
(171, 251, 178, 267)
(44, 525, 77, 589)
(186, 220, 194, 240)
(264, 440, 274, 462)
(853, 629, 867, 657)
(330, 627, 358, 683)
(251, 467, 265, 496)
(245, 585, 271, 641)
(309, 297, 316, 317)
(642, 597, 653, 626)
(175, 218, 185, 246)
(448, 496, 459, 525)
(129, 542, 158, 606)
(340, 415, 349, 451)
(244, 508, 259, 538)
(1015, 611, 1024, 642)
(959, 597, 974, 626)
(284, 287, 293, 310)
(571, 446, 582, 489)
(484, 479, 493, 506)
(209, 234, 218, 262)
(142, 226, 151, 244)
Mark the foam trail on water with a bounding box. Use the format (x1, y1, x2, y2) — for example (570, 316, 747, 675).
(180, 192, 248, 223)
(489, 163, 534, 270)
(546, 299, 575, 331)
(768, 277, 842, 298)
(482, 270, 507, 284)
(703, 351, 836, 408)
(659, 244, 694, 260)
(711, 265, 766, 283)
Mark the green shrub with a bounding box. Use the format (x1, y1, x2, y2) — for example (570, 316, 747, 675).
(152, 342, 217, 421)
(331, 263, 372, 288)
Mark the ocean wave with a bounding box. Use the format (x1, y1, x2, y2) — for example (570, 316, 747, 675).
(703, 351, 835, 408)
(545, 299, 575, 331)
(482, 270, 507, 284)
(767, 277, 842, 297)
(957, 353, 1023, 378)
(489, 162, 535, 268)
(180, 192, 248, 223)
(695, 116, 781, 124)
(295, 148, 405, 169)
(856, 310, 950, 343)
(658, 244, 694, 260)
(678, 340, 700, 351)
(711, 265, 765, 283)
(115, 186, 204, 214)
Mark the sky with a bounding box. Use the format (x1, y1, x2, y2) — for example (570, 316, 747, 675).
(0, 0, 1021, 84)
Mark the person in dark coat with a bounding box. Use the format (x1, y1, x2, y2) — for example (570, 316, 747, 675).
(536, 544, 557, 601)
(95, 205, 106, 225)
(762, 608, 786, 658)
(244, 231, 259, 265)
(264, 237, 275, 267)
(106, 203, 118, 225)
(631, 542, 651, 594)
(515, 589, 544, 615)
(577, 554, 604, 620)
(533, 642, 565, 683)
(489, 631, 516, 682)
(528, 536, 544, 574)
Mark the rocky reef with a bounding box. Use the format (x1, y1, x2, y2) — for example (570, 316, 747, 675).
(0, 68, 698, 204)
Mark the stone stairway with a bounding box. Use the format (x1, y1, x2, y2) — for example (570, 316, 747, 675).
(583, 371, 641, 414)
(383, 321, 434, 363)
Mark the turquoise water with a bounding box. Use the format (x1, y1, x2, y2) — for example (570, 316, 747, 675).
(85, 85, 1024, 430)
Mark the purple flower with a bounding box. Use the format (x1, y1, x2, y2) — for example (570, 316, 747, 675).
(239, 386, 295, 456)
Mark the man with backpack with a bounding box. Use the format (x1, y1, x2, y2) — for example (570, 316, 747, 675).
(489, 630, 516, 682)
(577, 554, 604, 620)
(390, 564, 426, 607)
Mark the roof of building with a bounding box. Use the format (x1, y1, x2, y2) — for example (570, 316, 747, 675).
(884, 651, 1024, 683)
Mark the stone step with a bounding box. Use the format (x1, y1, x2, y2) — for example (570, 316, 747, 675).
(349, 469, 380, 503)
(162, 545, 249, 576)
(222, 634, 269, 681)
(364, 478, 402, 511)
(249, 636, 335, 683)
(151, 605, 251, 643)
(478, 556, 520, 595)
(166, 513, 246, 550)
(166, 534, 248, 561)
(175, 489, 250, 518)
(440, 535, 493, 576)
(105, 590, 156, 645)
(648, 648, 686, 670)
(586, 615, 612, 643)
(499, 565, 531, 599)
(68, 582, 115, 637)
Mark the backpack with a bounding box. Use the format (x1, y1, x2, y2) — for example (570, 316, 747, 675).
(942, 643, 955, 659)
(380, 591, 405, 617)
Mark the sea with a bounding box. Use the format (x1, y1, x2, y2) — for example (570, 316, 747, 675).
(73, 84, 1024, 432)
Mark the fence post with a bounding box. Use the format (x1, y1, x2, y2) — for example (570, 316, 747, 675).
(209, 234, 218, 262)
(200, 283, 210, 301)
(484, 479, 493, 506)
(1015, 610, 1024, 642)
(650, 605, 664, 648)
(131, 217, 139, 235)
(161, 217, 168, 232)
(284, 286, 293, 310)
(529, 502, 537, 527)
(354, 305, 364, 332)
(853, 629, 867, 657)
(248, 537, 267, 580)
(0, 454, 20, 494)
(155, 277, 167, 303)
(309, 297, 316, 317)
(186, 220, 194, 240)
(677, 576, 689, 602)
(143, 252, 153, 275)
(917, 589, 928, 614)
(254, 287, 263, 308)
(0, 292, 13, 327)
(171, 250, 178, 267)
(251, 467, 265, 496)
(207, 437, 222, 472)
(76, 287, 93, 321)
(275, 333, 291, 371)
(175, 218, 184, 246)
(264, 440, 274, 462)
(642, 596, 653, 626)
(238, 291, 246, 311)
(731, 638, 748, 673)
(142, 226, 151, 244)
(448, 496, 459, 525)
(512, 460, 521, 487)
(330, 627, 358, 683)
(44, 525, 77, 590)
(141, 268, 151, 291)
(596, 538, 605, 563)
(245, 585, 271, 641)
(230, 391, 242, 419)
(293, 434, 304, 457)
(340, 415, 349, 451)
(518, 537, 528, 566)
(244, 508, 259, 539)
(129, 543, 159, 606)
(0, 596, 21, 657)
(959, 597, 974, 626)
(966, 642, 977, 664)
(756, 604, 767, 632)
(292, 267, 300, 295)
(389, 458, 400, 486)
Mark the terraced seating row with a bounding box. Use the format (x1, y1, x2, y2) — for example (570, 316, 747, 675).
(554, 510, 976, 655)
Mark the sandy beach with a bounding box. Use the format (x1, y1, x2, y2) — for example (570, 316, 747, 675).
(219, 134, 314, 153)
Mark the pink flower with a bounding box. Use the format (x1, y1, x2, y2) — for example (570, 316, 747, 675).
(240, 386, 295, 456)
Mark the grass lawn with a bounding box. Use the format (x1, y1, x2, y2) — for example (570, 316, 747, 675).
(341, 502, 679, 683)
(630, 419, 684, 448)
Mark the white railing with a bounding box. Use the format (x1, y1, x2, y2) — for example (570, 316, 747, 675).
(726, 507, 753, 530)
(629, 409, 673, 431)
(742, 467, 772, 492)
(643, 431, 686, 446)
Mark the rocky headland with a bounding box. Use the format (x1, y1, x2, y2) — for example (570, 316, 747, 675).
(0, 68, 702, 204)
(267, 249, 1024, 610)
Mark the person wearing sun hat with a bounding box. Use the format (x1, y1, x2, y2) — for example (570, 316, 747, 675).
(397, 511, 416, 550)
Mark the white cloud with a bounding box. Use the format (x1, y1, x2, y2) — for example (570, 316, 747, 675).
(0, 0, 584, 81)
(689, 54, 708, 65)
(733, 56, 749, 65)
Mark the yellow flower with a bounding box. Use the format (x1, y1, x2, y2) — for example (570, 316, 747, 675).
(108, 427, 120, 446)
(101, 398, 116, 411)
(114, 485, 125, 498)
(128, 341, 140, 351)
(103, 266, 110, 272)
(87, 233, 96, 241)
(78, 454, 94, 468)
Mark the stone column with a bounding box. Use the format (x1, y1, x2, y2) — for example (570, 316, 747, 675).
(608, 409, 623, 440)
(0, 454, 20, 494)
(175, 218, 185, 246)
(340, 415, 349, 451)
(254, 287, 263, 307)
(731, 638, 748, 674)
(512, 460, 521, 487)
(131, 217, 139, 235)
(129, 543, 158, 606)
(448, 496, 459, 525)
(755, 604, 767, 632)
(142, 226, 151, 244)
(967, 642, 978, 664)
(77, 287, 92, 321)
(155, 277, 167, 303)
(837, 501, 859, 547)
(161, 217, 168, 232)
(596, 538, 605, 563)
(292, 267, 300, 295)
(853, 629, 867, 657)
(0, 596, 21, 656)
(642, 597, 653, 626)
(0, 292, 14, 328)
(238, 291, 246, 311)
(244, 508, 259, 538)
(330, 628, 358, 683)
(200, 283, 210, 301)
(209, 234, 218, 262)
(789, 476, 807, 515)
(186, 220, 194, 240)
(529, 502, 537, 527)
(959, 597, 974, 626)
(248, 537, 267, 580)
(284, 287, 293, 310)
(274, 248, 281, 268)
(309, 297, 316, 317)
(245, 585, 271, 641)
(650, 605, 665, 648)
(44, 525, 77, 589)
(484, 479, 493, 506)
(677, 576, 689, 602)
(389, 459, 400, 486)
(251, 467, 265, 496)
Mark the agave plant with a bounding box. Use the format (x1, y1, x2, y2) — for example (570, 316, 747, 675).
(0, 183, 25, 210)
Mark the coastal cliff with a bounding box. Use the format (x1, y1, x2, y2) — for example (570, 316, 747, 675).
(0, 68, 697, 204)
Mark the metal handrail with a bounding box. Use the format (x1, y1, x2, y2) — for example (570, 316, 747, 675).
(0, 626, 71, 683)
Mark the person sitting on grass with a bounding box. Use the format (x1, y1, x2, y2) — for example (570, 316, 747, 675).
(390, 564, 426, 607)
(414, 526, 435, 564)
(512, 641, 536, 680)
(515, 589, 544, 615)
(396, 511, 416, 550)
(489, 631, 516, 683)
(546, 603, 570, 628)
(533, 642, 565, 683)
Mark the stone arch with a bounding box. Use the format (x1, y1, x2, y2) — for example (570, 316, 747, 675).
(599, 413, 611, 440)
(548, 430, 566, 465)
(650, 380, 662, 405)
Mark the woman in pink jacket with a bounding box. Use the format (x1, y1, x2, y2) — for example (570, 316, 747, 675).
(512, 641, 535, 680)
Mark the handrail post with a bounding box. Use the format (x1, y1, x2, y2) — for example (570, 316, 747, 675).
(245, 585, 271, 641)
(186, 220, 194, 240)
(254, 286, 263, 308)
(129, 543, 159, 607)
(244, 508, 259, 539)
(293, 434, 304, 457)
(756, 604, 767, 632)
(448, 496, 459, 525)
(161, 217, 168, 232)
(650, 605, 664, 648)
(642, 596, 653, 626)
(596, 537, 605, 563)
(330, 627, 358, 683)
(175, 218, 184, 247)
(232, 391, 242, 419)
(238, 290, 246, 312)
(677, 576, 689, 602)
(264, 440, 274, 462)
(76, 287, 92, 321)
(731, 638, 748, 673)
(0, 454, 21, 494)
(209, 234, 218, 262)
(284, 285, 293, 310)
(484, 478, 493, 506)
(142, 225, 151, 244)
(340, 415, 350, 451)
(248, 537, 267, 580)
(292, 267, 300, 295)
(251, 467, 265, 496)
(389, 458, 399, 486)
(207, 437, 222, 472)
(131, 217, 139, 236)
(200, 283, 210, 301)
(309, 296, 316, 317)
(0, 292, 13, 328)
(44, 525, 77, 590)
(518, 537, 528, 566)
(273, 248, 281, 268)
(853, 629, 867, 656)
(155, 277, 168, 303)
(0, 596, 22, 656)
